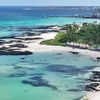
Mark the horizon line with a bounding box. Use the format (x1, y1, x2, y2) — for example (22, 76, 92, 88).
(0, 5, 100, 7)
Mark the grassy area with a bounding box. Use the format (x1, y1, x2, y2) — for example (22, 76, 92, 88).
(40, 39, 65, 46)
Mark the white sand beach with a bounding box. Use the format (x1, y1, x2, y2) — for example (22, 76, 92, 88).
(17, 32, 100, 59)
(81, 92, 100, 100)
(2, 32, 99, 59)
(88, 92, 100, 100)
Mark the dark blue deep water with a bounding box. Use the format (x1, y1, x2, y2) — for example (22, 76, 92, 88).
(0, 6, 92, 19)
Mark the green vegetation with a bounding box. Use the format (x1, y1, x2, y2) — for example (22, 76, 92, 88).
(40, 23, 100, 47)
(78, 23, 100, 46)
(40, 39, 65, 46)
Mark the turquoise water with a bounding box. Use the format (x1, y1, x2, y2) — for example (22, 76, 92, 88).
(0, 17, 100, 37)
(0, 6, 100, 100)
(0, 52, 100, 100)
(0, 17, 100, 27)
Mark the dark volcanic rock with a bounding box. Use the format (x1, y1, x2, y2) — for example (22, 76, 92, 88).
(20, 57, 25, 60)
(18, 27, 33, 31)
(85, 71, 100, 92)
(35, 30, 59, 33)
(85, 83, 100, 91)
(22, 32, 36, 36)
(8, 48, 21, 51)
(0, 46, 9, 50)
(0, 41, 13, 45)
(15, 37, 43, 40)
(9, 44, 27, 48)
(87, 78, 100, 82)
(0, 36, 15, 39)
(9, 40, 22, 43)
(22, 76, 57, 90)
(97, 57, 100, 60)
(0, 50, 33, 55)
(35, 25, 56, 29)
(92, 71, 100, 79)
(90, 48, 100, 52)
(68, 51, 79, 54)
(0, 39, 5, 42)
(24, 37, 43, 40)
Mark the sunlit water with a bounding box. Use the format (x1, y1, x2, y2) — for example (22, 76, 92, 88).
(0, 6, 100, 100)
(0, 52, 100, 100)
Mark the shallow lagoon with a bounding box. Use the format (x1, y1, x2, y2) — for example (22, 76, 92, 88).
(0, 52, 100, 100)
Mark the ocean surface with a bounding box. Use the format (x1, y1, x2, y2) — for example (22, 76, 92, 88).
(0, 6, 100, 37)
(0, 6, 100, 100)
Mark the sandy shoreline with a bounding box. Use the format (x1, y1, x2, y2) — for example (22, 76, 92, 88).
(2, 31, 99, 58)
(17, 32, 100, 59)
(81, 91, 100, 100)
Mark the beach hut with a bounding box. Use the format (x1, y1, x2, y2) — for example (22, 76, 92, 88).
(66, 42, 70, 46)
(76, 43, 80, 47)
(70, 42, 74, 46)
(85, 44, 90, 48)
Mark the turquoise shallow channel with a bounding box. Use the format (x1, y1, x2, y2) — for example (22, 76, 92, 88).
(0, 52, 100, 100)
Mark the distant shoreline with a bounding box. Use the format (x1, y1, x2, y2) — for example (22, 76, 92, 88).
(42, 15, 100, 19)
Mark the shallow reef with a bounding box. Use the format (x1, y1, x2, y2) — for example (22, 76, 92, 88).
(22, 75, 57, 90)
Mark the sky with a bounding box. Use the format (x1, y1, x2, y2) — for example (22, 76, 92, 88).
(0, 0, 100, 6)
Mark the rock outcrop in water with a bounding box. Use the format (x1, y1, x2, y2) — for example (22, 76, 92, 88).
(15, 37, 43, 40)
(0, 42, 33, 55)
(96, 57, 100, 60)
(9, 44, 28, 48)
(85, 71, 100, 92)
(68, 51, 79, 54)
(0, 49, 33, 55)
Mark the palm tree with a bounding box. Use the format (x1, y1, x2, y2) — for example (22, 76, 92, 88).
(63, 24, 73, 33)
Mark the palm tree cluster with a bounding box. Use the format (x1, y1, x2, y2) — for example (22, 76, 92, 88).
(55, 23, 100, 46)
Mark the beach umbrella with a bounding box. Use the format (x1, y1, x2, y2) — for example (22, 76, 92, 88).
(79, 43, 83, 47)
(73, 42, 77, 46)
(85, 44, 90, 48)
(70, 42, 74, 45)
(76, 43, 80, 46)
